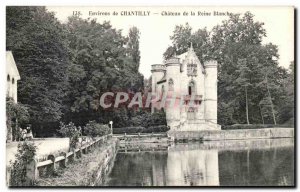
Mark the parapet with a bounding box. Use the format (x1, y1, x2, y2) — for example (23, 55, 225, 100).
(165, 57, 181, 66)
(151, 64, 166, 72)
(204, 60, 218, 68)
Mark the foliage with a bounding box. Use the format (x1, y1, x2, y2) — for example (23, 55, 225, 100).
(130, 111, 167, 128)
(10, 141, 37, 186)
(6, 97, 30, 141)
(58, 122, 81, 150)
(6, 7, 69, 135)
(113, 124, 169, 134)
(62, 16, 144, 128)
(113, 111, 168, 133)
(113, 126, 145, 134)
(83, 121, 110, 138)
(6, 97, 30, 125)
(276, 61, 294, 124)
(142, 125, 170, 133)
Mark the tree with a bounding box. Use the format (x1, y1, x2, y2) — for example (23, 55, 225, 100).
(127, 26, 141, 73)
(276, 61, 294, 125)
(234, 59, 251, 124)
(163, 23, 211, 64)
(62, 17, 144, 127)
(6, 7, 69, 135)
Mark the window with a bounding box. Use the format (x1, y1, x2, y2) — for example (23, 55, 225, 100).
(7, 75, 10, 82)
(187, 63, 197, 76)
(12, 78, 15, 84)
(187, 107, 196, 120)
(188, 81, 196, 95)
(168, 78, 174, 91)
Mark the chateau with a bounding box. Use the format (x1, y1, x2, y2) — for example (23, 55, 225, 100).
(151, 44, 220, 131)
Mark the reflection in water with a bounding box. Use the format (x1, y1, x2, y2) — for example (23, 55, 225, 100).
(104, 139, 294, 186)
(166, 148, 219, 186)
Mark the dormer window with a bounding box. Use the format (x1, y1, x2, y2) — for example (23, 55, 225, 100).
(187, 63, 197, 76)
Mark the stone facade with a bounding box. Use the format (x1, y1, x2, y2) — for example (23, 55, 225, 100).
(6, 51, 20, 103)
(151, 44, 220, 131)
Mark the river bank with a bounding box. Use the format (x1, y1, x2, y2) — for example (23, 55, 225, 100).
(36, 138, 118, 186)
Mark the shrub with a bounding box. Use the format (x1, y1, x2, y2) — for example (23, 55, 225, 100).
(10, 141, 37, 186)
(58, 122, 81, 150)
(130, 111, 167, 128)
(142, 125, 170, 133)
(6, 97, 30, 141)
(83, 121, 110, 138)
(113, 125, 170, 134)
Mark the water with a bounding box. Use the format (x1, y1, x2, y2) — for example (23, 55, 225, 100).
(104, 139, 294, 186)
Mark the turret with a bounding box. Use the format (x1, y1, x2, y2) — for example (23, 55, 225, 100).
(165, 57, 181, 94)
(151, 64, 166, 93)
(204, 60, 218, 124)
(151, 64, 166, 113)
(164, 57, 181, 127)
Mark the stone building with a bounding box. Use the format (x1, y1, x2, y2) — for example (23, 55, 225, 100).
(151, 44, 220, 131)
(6, 51, 20, 103)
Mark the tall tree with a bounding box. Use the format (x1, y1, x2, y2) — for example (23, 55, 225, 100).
(63, 17, 143, 127)
(6, 7, 69, 135)
(127, 26, 141, 73)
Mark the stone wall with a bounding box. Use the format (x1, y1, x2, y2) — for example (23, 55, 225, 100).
(113, 133, 171, 144)
(168, 128, 294, 141)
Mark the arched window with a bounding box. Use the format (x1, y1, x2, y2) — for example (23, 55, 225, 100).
(188, 81, 196, 95)
(187, 107, 196, 120)
(168, 78, 174, 91)
(12, 78, 15, 84)
(7, 75, 10, 82)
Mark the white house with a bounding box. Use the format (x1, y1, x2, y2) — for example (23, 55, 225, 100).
(6, 51, 20, 103)
(151, 44, 220, 131)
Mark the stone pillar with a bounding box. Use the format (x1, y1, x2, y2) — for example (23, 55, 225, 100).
(82, 145, 88, 154)
(25, 157, 38, 185)
(59, 152, 67, 168)
(47, 155, 55, 176)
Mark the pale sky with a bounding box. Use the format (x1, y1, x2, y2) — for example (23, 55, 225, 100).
(47, 6, 294, 78)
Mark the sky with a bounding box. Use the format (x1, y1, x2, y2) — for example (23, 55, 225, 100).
(47, 6, 294, 78)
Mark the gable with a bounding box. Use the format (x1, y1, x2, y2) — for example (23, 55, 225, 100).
(6, 51, 20, 80)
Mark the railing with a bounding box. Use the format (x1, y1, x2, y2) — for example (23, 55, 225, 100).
(16, 135, 111, 185)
